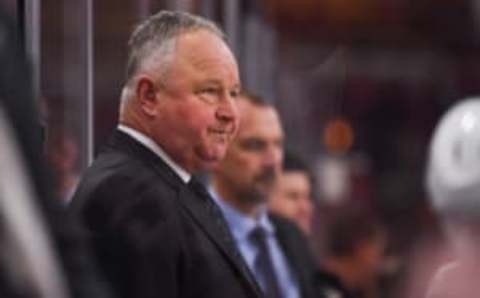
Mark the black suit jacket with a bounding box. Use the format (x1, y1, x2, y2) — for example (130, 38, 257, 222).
(270, 214, 323, 298)
(70, 131, 263, 298)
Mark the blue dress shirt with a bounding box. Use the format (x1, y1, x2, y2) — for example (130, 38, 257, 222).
(210, 188, 300, 298)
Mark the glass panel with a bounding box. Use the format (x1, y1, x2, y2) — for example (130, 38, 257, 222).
(93, 0, 145, 149)
(41, 0, 91, 202)
(251, 1, 480, 297)
(94, 0, 195, 149)
(34, 0, 480, 296)
(2, 0, 19, 20)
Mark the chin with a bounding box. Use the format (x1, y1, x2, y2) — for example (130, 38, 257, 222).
(203, 161, 218, 171)
(207, 147, 228, 160)
(197, 156, 222, 171)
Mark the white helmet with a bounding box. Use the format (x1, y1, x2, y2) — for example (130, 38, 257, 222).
(427, 98, 480, 219)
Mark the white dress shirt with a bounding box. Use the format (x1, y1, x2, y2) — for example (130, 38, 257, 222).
(117, 124, 191, 183)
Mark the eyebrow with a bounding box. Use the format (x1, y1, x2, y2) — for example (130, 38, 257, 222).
(196, 79, 240, 92)
(198, 80, 222, 86)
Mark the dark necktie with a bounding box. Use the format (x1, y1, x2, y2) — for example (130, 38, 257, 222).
(250, 226, 282, 298)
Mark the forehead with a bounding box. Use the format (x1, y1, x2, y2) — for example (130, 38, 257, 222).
(171, 30, 239, 84)
(236, 101, 283, 138)
(281, 172, 311, 187)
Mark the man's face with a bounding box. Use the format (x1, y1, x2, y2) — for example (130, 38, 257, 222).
(215, 99, 284, 204)
(148, 30, 241, 172)
(269, 171, 313, 235)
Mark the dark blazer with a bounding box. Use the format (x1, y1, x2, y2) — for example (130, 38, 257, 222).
(270, 214, 323, 298)
(70, 130, 263, 298)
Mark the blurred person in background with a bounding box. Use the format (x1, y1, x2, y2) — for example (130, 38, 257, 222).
(425, 98, 480, 298)
(70, 10, 264, 298)
(210, 91, 321, 298)
(316, 207, 387, 298)
(0, 5, 111, 298)
(47, 131, 81, 202)
(269, 150, 315, 236)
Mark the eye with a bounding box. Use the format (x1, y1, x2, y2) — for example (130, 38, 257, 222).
(241, 139, 266, 152)
(196, 87, 221, 104)
(202, 87, 219, 94)
(230, 89, 240, 99)
(286, 194, 299, 202)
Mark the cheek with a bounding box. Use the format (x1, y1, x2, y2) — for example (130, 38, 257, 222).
(231, 117, 240, 135)
(221, 155, 245, 177)
(301, 198, 314, 214)
(293, 201, 305, 215)
(278, 198, 296, 214)
(226, 151, 249, 167)
(176, 105, 214, 136)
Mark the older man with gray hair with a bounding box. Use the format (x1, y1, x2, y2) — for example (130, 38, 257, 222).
(71, 10, 262, 298)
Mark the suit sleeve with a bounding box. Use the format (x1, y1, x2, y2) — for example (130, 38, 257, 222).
(76, 174, 183, 298)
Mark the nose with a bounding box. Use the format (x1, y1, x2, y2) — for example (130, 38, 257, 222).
(215, 95, 238, 123)
(299, 197, 313, 217)
(263, 146, 283, 170)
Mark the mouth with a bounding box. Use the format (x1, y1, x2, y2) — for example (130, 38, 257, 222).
(208, 128, 231, 143)
(208, 128, 234, 138)
(255, 170, 277, 186)
(209, 129, 227, 134)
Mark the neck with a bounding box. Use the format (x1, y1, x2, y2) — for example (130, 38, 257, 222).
(120, 103, 151, 138)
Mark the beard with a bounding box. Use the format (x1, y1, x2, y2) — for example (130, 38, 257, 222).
(238, 168, 277, 204)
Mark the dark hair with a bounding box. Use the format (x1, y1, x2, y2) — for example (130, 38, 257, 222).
(283, 150, 309, 173)
(283, 150, 316, 197)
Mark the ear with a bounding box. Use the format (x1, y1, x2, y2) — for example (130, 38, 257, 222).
(136, 76, 158, 117)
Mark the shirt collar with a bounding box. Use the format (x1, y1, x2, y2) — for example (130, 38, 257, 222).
(118, 124, 191, 183)
(209, 186, 275, 241)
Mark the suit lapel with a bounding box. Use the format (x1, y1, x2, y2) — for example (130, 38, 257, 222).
(271, 215, 311, 297)
(109, 130, 262, 297)
(108, 130, 185, 188)
(178, 187, 263, 297)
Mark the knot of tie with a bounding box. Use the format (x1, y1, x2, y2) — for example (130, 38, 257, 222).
(250, 225, 268, 244)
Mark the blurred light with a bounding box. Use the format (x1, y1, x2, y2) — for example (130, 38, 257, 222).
(323, 117, 355, 155)
(315, 156, 350, 205)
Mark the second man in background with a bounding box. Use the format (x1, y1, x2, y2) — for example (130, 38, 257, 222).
(210, 91, 320, 298)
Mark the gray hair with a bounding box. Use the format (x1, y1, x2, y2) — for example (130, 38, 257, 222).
(125, 10, 225, 86)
